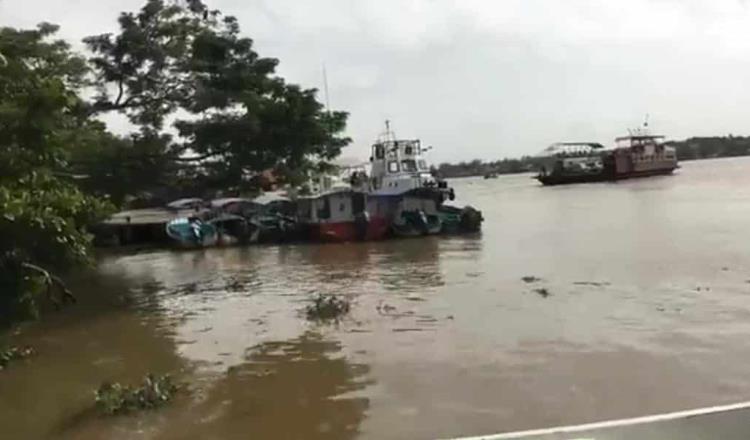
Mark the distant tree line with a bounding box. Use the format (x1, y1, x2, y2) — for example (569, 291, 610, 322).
(436, 136, 750, 178)
(667, 136, 750, 161)
(435, 157, 546, 178)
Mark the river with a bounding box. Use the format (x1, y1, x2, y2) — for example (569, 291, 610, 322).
(4, 157, 750, 439)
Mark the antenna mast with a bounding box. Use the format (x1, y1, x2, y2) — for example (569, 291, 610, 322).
(322, 64, 331, 115)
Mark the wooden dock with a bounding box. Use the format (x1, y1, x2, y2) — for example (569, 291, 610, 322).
(97, 208, 206, 246)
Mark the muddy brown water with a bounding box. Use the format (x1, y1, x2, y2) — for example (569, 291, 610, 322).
(5, 157, 750, 439)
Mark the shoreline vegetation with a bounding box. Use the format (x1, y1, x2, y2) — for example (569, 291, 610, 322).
(435, 136, 750, 178)
(1, 0, 349, 326)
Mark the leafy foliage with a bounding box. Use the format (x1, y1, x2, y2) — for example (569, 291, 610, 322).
(1, 1, 352, 323)
(85, 0, 350, 195)
(95, 374, 178, 415)
(306, 294, 351, 322)
(0, 24, 112, 323)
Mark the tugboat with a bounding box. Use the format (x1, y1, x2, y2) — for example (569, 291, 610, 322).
(362, 121, 481, 236)
(536, 118, 678, 186)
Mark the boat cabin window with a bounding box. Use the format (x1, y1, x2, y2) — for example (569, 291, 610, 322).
(297, 199, 311, 219)
(374, 144, 385, 159)
(317, 197, 330, 220)
(401, 159, 417, 172)
(404, 144, 414, 155)
(388, 160, 400, 173)
(352, 193, 365, 213)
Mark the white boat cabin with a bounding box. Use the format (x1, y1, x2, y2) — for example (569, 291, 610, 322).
(296, 190, 367, 224)
(614, 134, 677, 172)
(369, 137, 437, 196)
(537, 142, 605, 176)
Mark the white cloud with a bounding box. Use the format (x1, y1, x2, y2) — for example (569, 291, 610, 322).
(3, 0, 750, 162)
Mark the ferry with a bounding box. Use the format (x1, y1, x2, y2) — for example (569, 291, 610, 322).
(536, 121, 678, 186)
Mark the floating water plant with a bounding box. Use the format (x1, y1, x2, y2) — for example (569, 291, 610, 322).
(95, 374, 177, 415)
(305, 294, 351, 322)
(0, 345, 35, 370)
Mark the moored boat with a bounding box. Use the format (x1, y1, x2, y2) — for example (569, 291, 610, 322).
(208, 214, 259, 246)
(359, 121, 474, 236)
(165, 217, 217, 248)
(297, 188, 385, 242)
(437, 204, 484, 234)
(390, 193, 442, 237)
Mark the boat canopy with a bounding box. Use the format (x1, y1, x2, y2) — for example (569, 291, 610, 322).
(166, 198, 205, 210)
(615, 134, 666, 148)
(538, 142, 605, 157)
(252, 192, 291, 205)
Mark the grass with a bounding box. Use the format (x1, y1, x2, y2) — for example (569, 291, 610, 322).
(305, 294, 351, 322)
(95, 374, 178, 415)
(0, 345, 35, 370)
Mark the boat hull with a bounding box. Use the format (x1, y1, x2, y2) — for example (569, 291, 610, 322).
(537, 166, 677, 186)
(310, 216, 389, 242)
(165, 219, 218, 248)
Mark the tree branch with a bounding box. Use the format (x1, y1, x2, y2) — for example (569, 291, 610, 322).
(20, 262, 76, 309)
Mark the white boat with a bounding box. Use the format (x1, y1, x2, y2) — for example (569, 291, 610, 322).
(360, 121, 456, 236)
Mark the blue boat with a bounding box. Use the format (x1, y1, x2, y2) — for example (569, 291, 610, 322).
(165, 217, 218, 248)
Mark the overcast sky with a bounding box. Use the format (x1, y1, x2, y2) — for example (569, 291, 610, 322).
(3, 0, 750, 163)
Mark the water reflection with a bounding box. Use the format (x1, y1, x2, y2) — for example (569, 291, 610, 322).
(0, 271, 186, 440)
(160, 331, 372, 440)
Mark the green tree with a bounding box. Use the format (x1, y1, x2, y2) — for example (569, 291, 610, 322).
(0, 24, 111, 323)
(85, 0, 350, 195)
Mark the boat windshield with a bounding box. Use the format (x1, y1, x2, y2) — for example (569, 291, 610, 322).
(616, 136, 665, 148)
(401, 159, 418, 172)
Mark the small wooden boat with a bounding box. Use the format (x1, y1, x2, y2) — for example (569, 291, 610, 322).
(392, 209, 441, 237)
(165, 217, 217, 248)
(391, 194, 442, 237)
(208, 214, 259, 246)
(438, 205, 484, 234)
